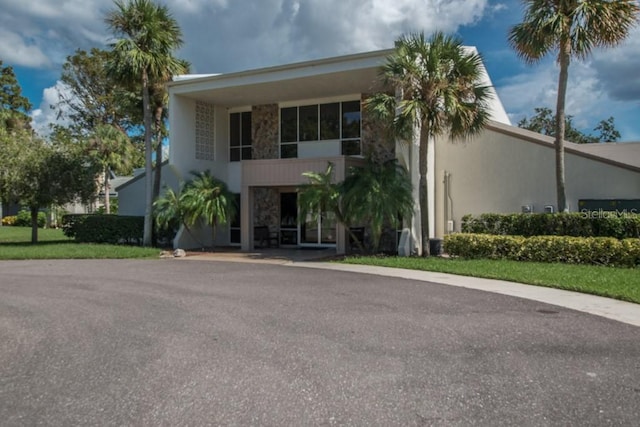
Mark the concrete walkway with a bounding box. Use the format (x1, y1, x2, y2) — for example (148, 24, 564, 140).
(180, 248, 640, 328)
(292, 262, 640, 328)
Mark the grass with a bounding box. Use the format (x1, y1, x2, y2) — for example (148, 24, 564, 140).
(0, 227, 160, 260)
(340, 256, 640, 304)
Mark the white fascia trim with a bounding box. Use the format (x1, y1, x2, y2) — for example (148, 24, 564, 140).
(168, 49, 394, 95)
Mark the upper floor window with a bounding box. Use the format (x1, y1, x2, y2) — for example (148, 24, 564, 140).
(230, 111, 252, 162)
(280, 101, 361, 158)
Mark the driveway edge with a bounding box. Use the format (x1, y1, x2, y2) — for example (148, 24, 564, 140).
(290, 262, 640, 328)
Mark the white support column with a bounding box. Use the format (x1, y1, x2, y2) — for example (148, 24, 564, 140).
(427, 136, 436, 240)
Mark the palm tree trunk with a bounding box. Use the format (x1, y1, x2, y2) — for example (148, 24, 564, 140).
(419, 122, 430, 256)
(153, 105, 163, 204)
(555, 37, 571, 213)
(142, 68, 153, 246)
(104, 169, 111, 215)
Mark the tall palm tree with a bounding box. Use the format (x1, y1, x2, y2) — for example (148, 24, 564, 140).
(149, 59, 189, 208)
(509, 0, 639, 212)
(87, 124, 133, 214)
(366, 31, 491, 255)
(105, 0, 186, 246)
(180, 170, 236, 248)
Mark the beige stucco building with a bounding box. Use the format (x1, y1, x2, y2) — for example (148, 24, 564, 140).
(117, 48, 640, 254)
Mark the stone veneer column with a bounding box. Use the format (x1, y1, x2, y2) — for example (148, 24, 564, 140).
(252, 104, 279, 160)
(361, 94, 396, 164)
(252, 188, 279, 231)
(251, 104, 280, 233)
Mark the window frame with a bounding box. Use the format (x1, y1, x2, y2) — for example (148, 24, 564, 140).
(229, 110, 252, 162)
(278, 97, 362, 158)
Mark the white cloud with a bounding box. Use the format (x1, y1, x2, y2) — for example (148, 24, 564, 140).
(30, 81, 72, 137)
(591, 26, 640, 103)
(495, 58, 637, 138)
(0, 29, 51, 67)
(3, 0, 639, 139)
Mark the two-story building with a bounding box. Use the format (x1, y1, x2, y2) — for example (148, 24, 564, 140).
(117, 48, 640, 254)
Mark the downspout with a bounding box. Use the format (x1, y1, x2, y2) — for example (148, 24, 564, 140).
(443, 171, 454, 234)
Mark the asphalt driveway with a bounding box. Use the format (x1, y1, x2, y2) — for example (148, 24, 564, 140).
(1, 259, 639, 426)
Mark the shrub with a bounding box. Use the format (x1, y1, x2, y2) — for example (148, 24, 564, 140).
(62, 214, 143, 244)
(2, 215, 17, 226)
(444, 233, 640, 268)
(461, 213, 639, 239)
(14, 210, 47, 228)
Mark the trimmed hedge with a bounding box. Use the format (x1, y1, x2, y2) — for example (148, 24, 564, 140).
(461, 213, 640, 239)
(62, 214, 143, 244)
(444, 233, 640, 268)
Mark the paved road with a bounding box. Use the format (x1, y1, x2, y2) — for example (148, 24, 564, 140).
(1, 259, 639, 426)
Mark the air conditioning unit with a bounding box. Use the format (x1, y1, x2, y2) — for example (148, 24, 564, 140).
(544, 205, 554, 213)
(521, 205, 533, 214)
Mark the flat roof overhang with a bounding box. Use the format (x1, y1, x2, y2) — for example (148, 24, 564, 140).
(168, 49, 392, 107)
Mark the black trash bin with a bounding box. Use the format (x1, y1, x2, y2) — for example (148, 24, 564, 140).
(428, 238, 443, 256)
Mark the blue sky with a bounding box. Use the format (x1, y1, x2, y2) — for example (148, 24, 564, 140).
(2, 0, 639, 141)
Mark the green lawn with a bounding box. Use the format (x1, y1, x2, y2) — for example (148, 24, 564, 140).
(0, 227, 160, 260)
(341, 256, 640, 304)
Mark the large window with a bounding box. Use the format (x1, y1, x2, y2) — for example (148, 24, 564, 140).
(230, 111, 252, 162)
(279, 100, 361, 158)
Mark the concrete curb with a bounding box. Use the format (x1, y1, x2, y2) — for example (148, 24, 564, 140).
(290, 262, 640, 328)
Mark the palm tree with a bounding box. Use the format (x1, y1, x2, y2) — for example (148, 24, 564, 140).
(509, 0, 639, 212)
(298, 162, 365, 252)
(180, 170, 236, 248)
(342, 159, 414, 253)
(153, 185, 205, 247)
(87, 124, 133, 214)
(365, 31, 491, 255)
(105, 0, 186, 246)
(150, 58, 190, 210)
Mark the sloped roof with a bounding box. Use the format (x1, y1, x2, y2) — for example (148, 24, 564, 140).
(569, 142, 640, 169)
(486, 121, 640, 173)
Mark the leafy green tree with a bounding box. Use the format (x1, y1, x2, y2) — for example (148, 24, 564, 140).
(509, 0, 639, 211)
(365, 31, 491, 255)
(105, 0, 187, 247)
(342, 159, 414, 253)
(87, 124, 135, 214)
(56, 48, 137, 135)
(593, 116, 621, 142)
(518, 107, 621, 143)
(0, 128, 98, 243)
(179, 171, 236, 248)
(0, 60, 32, 130)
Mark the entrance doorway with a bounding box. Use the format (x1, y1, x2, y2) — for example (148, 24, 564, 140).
(279, 192, 337, 247)
(279, 192, 298, 246)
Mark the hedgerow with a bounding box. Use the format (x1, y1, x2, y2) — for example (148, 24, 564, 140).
(444, 233, 640, 268)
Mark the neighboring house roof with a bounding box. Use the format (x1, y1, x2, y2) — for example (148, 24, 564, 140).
(114, 161, 173, 192)
(109, 176, 135, 195)
(486, 121, 640, 173)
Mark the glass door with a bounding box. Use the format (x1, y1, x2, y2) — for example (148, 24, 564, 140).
(302, 208, 336, 246)
(280, 192, 298, 246)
